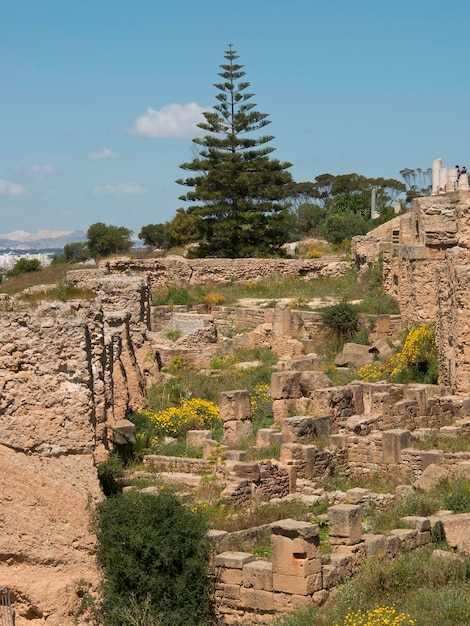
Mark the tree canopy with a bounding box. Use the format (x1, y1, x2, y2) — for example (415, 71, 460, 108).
(287, 173, 405, 242)
(177, 44, 293, 258)
(86, 222, 133, 259)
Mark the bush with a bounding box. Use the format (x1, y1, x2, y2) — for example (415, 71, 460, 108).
(141, 398, 221, 441)
(96, 490, 211, 625)
(321, 302, 359, 337)
(7, 257, 41, 276)
(97, 454, 124, 496)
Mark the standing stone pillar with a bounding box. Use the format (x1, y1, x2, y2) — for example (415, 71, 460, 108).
(220, 390, 253, 446)
(328, 504, 362, 545)
(271, 519, 322, 596)
(272, 302, 292, 338)
(382, 429, 411, 464)
(458, 173, 470, 190)
(432, 158, 442, 195)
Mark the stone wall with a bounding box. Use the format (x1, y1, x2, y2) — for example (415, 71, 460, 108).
(98, 256, 351, 289)
(353, 189, 470, 393)
(213, 511, 433, 624)
(0, 292, 152, 623)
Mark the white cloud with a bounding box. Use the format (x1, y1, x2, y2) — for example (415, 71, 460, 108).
(130, 102, 210, 138)
(28, 165, 54, 178)
(0, 179, 26, 196)
(87, 147, 119, 160)
(93, 182, 147, 196)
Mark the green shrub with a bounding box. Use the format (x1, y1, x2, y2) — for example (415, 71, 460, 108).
(97, 454, 124, 496)
(7, 257, 41, 276)
(321, 302, 359, 337)
(152, 285, 195, 306)
(96, 491, 211, 626)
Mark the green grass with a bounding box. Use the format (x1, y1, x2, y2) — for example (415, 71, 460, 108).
(413, 432, 470, 453)
(197, 499, 318, 532)
(0, 262, 96, 296)
(151, 268, 388, 310)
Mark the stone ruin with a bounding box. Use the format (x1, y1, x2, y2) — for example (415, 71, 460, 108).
(432, 158, 469, 195)
(4, 165, 470, 622)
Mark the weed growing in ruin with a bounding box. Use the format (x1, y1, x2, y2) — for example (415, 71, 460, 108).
(358, 323, 438, 385)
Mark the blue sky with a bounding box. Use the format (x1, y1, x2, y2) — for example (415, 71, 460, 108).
(1, 0, 469, 237)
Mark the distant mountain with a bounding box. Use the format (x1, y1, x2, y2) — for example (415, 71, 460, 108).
(0, 230, 87, 250)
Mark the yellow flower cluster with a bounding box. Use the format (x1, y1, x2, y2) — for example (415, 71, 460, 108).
(143, 398, 221, 439)
(250, 384, 271, 416)
(357, 363, 385, 382)
(306, 247, 324, 258)
(388, 323, 436, 379)
(358, 323, 436, 382)
(337, 605, 415, 626)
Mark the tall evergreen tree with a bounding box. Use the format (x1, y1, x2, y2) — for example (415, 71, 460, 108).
(177, 44, 292, 258)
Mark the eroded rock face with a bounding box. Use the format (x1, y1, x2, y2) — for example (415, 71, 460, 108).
(0, 446, 101, 625)
(0, 290, 154, 622)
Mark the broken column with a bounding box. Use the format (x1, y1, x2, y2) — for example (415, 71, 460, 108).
(220, 390, 253, 446)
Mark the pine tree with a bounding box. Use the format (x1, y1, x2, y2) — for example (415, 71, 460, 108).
(177, 44, 292, 258)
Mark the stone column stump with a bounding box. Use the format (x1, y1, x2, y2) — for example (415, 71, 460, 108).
(220, 390, 253, 446)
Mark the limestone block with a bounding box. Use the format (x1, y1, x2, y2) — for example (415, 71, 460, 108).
(278, 354, 320, 371)
(400, 516, 431, 532)
(225, 450, 248, 461)
(186, 429, 212, 449)
(203, 438, 228, 461)
(329, 434, 348, 448)
(334, 343, 374, 368)
(273, 398, 298, 423)
(220, 583, 241, 602)
(273, 592, 312, 612)
(215, 552, 256, 569)
(239, 587, 274, 611)
(436, 513, 470, 548)
(312, 589, 329, 607)
(271, 518, 320, 541)
(328, 504, 362, 545)
(363, 534, 387, 557)
(271, 431, 283, 445)
(420, 450, 443, 470)
(370, 339, 393, 360)
(299, 371, 331, 396)
(232, 462, 260, 481)
(389, 528, 419, 548)
(271, 536, 321, 576)
(108, 419, 136, 445)
(418, 531, 432, 545)
(322, 564, 342, 589)
(272, 302, 293, 337)
(345, 488, 370, 505)
(219, 390, 251, 422)
(281, 416, 329, 444)
(222, 419, 253, 446)
(242, 560, 273, 591)
(272, 571, 322, 595)
(382, 429, 411, 464)
(219, 567, 243, 585)
(413, 463, 449, 491)
(270, 371, 302, 400)
(375, 316, 391, 334)
(256, 428, 279, 448)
